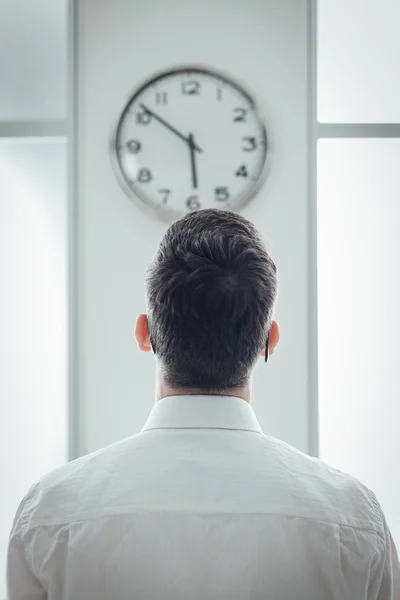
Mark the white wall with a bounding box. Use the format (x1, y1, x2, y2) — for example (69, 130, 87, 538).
(318, 141, 400, 545)
(0, 139, 67, 598)
(0, 4, 68, 595)
(0, 0, 66, 120)
(75, 0, 312, 455)
(317, 0, 400, 548)
(318, 0, 400, 123)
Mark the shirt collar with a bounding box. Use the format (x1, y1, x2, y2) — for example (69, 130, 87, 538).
(141, 395, 263, 434)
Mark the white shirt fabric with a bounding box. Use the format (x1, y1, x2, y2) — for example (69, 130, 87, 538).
(7, 395, 400, 600)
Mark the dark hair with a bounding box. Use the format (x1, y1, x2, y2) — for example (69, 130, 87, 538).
(146, 209, 278, 390)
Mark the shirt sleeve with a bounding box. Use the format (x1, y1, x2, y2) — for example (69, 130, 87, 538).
(7, 534, 47, 600)
(6, 488, 47, 600)
(368, 496, 400, 600)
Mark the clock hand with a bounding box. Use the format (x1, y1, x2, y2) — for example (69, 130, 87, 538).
(188, 133, 198, 189)
(139, 103, 203, 153)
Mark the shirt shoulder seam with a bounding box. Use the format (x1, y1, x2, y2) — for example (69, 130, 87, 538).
(13, 509, 385, 538)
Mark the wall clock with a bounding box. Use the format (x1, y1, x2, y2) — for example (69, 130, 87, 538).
(111, 66, 269, 221)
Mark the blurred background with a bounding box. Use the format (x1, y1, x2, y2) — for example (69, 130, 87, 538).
(0, 0, 399, 596)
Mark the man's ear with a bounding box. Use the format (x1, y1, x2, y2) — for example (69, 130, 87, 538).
(261, 320, 280, 358)
(135, 314, 152, 353)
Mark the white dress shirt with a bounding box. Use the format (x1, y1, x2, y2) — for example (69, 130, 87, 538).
(7, 395, 400, 599)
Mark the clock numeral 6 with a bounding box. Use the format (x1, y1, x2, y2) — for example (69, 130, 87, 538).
(235, 165, 248, 177)
(136, 109, 151, 125)
(215, 187, 230, 202)
(138, 168, 152, 183)
(126, 139, 141, 153)
(158, 189, 171, 204)
(242, 136, 257, 152)
(182, 80, 200, 95)
(186, 196, 200, 211)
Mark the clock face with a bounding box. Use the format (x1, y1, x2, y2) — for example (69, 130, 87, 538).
(111, 67, 268, 221)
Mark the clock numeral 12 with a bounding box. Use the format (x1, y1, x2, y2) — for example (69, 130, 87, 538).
(182, 81, 200, 95)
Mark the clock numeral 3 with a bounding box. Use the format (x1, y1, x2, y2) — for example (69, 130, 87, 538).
(235, 165, 248, 177)
(126, 139, 141, 153)
(242, 136, 257, 152)
(233, 108, 247, 122)
(136, 109, 151, 125)
(138, 168, 152, 183)
(158, 189, 171, 204)
(156, 91, 168, 105)
(186, 196, 201, 210)
(215, 187, 230, 202)
(182, 80, 200, 95)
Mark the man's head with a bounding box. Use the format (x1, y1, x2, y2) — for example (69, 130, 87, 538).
(136, 209, 279, 393)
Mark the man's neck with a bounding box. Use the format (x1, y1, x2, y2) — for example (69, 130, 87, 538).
(156, 379, 251, 404)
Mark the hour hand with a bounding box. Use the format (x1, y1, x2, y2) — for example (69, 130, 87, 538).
(188, 133, 198, 189)
(139, 103, 203, 153)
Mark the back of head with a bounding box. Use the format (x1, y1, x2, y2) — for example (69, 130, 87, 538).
(146, 209, 278, 391)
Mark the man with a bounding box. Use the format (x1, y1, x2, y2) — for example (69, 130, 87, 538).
(7, 209, 399, 599)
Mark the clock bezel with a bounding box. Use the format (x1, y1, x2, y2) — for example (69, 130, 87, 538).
(110, 65, 271, 223)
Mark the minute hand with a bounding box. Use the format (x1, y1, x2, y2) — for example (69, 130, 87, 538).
(139, 103, 203, 153)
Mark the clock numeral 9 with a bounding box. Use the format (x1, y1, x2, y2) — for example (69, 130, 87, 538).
(137, 168, 152, 183)
(136, 109, 151, 125)
(215, 187, 230, 202)
(186, 196, 200, 211)
(233, 108, 247, 122)
(242, 136, 257, 152)
(158, 189, 171, 204)
(182, 80, 200, 95)
(235, 165, 248, 177)
(126, 139, 141, 153)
